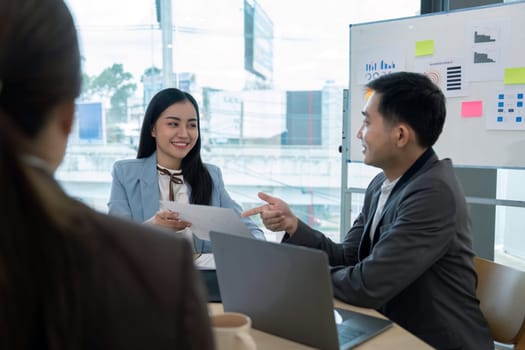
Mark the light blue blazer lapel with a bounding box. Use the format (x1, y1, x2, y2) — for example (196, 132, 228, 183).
(140, 153, 160, 221)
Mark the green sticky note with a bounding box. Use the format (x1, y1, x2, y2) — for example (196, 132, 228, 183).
(415, 40, 434, 56)
(504, 67, 525, 85)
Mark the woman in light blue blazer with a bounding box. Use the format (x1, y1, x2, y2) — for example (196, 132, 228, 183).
(108, 88, 264, 253)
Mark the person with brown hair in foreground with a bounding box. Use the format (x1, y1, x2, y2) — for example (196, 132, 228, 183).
(0, 1, 213, 349)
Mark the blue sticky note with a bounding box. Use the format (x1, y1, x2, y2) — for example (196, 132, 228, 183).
(498, 94, 505, 99)
(518, 101, 523, 107)
(498, 102, 504, 107)
(517, 93, 523, 99)
(497, 116, 504, 122)
(517, 116, 523, 123)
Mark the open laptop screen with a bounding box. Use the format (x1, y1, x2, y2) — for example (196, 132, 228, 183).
(210, 231, 392, 350)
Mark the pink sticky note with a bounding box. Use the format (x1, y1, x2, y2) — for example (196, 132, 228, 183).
(461, 101, 483, 118)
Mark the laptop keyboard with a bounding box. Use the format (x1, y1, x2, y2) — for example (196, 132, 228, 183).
(337, 324, 366, 344)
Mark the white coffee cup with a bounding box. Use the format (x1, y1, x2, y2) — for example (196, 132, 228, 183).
(211, 312, 257, 350)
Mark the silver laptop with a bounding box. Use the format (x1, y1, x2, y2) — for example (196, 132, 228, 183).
(209, 231, 393, 350)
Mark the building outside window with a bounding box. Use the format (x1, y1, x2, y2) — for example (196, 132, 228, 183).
(60, 0, 419, 241)
(59, 0, 525, 271)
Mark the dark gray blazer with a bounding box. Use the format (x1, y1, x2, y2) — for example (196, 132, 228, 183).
(30, 169, 214, 349)
(284, 148, 493, 350)
(77, 208, 214, 349)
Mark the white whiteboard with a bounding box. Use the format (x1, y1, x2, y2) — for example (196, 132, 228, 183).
(347, 1, 525, 168)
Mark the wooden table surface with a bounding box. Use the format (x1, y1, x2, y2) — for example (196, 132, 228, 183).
(209, 301, 432, 349)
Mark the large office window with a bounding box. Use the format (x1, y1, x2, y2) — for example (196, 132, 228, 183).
(60, 0, 525, 270)
(59, 0, 417, 242)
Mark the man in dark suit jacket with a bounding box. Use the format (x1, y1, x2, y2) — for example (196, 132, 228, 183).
(243, 72, 494, 349)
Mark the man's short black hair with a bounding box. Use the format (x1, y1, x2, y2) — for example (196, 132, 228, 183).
(366, 72, 446, 148)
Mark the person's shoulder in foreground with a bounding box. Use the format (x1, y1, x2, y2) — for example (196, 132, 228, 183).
(81, 208, 214, 349)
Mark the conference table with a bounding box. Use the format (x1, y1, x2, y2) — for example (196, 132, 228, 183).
(209, 300, 433, 349)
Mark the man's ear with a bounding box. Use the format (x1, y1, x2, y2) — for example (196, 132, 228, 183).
(395, 123, 411, 147)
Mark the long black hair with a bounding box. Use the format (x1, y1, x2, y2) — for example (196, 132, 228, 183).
(137, 88, 213, 205)
(0, 0, 85, 348)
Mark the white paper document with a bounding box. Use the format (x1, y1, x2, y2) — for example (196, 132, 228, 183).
(159, 201, 251, 240)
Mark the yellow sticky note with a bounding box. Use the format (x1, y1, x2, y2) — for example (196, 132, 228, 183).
(504, 67, 525, 85)
(415, 40, 434, 56)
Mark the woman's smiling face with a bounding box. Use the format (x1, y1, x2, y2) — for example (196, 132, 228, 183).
(152, 100, 199, 169)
